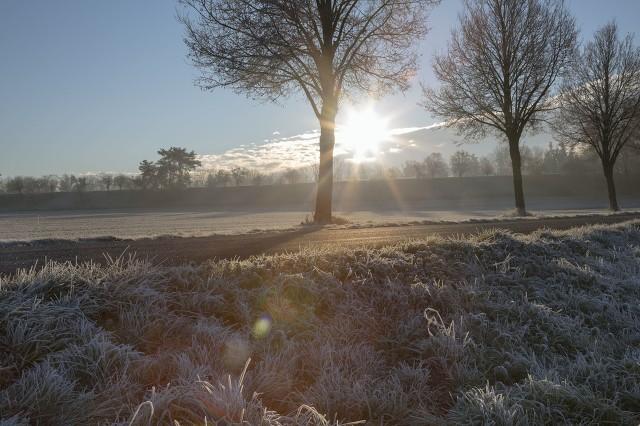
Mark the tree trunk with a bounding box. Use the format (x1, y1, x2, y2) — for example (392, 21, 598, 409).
(603, 163, 620, 211)
(508, 138, 527, 216)
(314, 111, 336, 224)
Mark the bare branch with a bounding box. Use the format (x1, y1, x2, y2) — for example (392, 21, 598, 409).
(179, 0, 439, 117)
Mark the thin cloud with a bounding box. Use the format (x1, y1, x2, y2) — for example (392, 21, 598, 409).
(197, 122, 551, 173)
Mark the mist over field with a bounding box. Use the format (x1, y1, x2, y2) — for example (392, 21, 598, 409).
(1, 174, 638, 242)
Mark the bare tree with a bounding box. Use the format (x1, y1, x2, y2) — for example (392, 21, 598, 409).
(44, 175, 58, 193)
(249, 170, 266, 186)
(423, 152, 449, 178)
(492, 145, 513, 176)
(479, 156, 495, 176)
(554, 22, 640, 211)
(75, 177, 88, 193)
(59, 174, 77, 192)
(402, 160, 426, 179)
(114, 174, 131, 191)
(215, 169, 232, 187)
(424, 0, 576, 215)
(450, 150, 479, 177)
(6, 177, 25, 194)
(283, 168, 302, 184)
(523, 146, 545, 176)
(100, 174, 113, 191)
(231, 167, 250, 186)
(180, 0, 439, 223)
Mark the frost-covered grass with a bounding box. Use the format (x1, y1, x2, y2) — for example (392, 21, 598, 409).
(2, 207, 639, 243)
(1, 220, 639, 425)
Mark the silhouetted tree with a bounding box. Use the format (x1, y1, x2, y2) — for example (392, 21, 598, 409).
(250, 171, 265, 186)
(138, 160, 158, 190)
(230, 167, 249, 186)
(215, 170, 231, 187)
(157, 147, 202, 189)
(283, 168, 302, 184)
(492, 145, 512, 176)
(479, 156, 495, 176)
(114, 174, 130, 190)
(385, 166, 402, 179)
(6, 177, 25, 194)
(58, 174, 77, 192)
(100, 174, 113, 191)
(206, 172, 217, 188)
(424, 0, 577, 215)
(541, 142, 568, 174)
(618, 145, 640, 176)
(554, 22, 640, 211)
(180, 0, 440, 223)
(450, 150, 479, 177)
(36, 177, 54, 193)
(18, 176, 46, 193)
(423, 152, 449, 178)
(521, 146, 545, 176)
(403, 161, 426, 179)
(44, 175, 58, 192)
(75, 177, 88, 192)
(560, 148, 599, 175)
(23, 177, 39, 193)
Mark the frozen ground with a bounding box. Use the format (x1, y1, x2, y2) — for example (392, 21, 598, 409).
(1, 220, 639, 424)
(1, 204, 640, 241)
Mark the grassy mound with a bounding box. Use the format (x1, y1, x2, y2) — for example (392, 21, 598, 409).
(1, 221, 639, 425)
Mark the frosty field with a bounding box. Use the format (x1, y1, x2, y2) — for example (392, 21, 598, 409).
(1, 220, 639, 424)
(1, 205, 639, 241)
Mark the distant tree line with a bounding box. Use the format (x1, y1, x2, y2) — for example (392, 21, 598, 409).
(400, 143, 640, 180)
(2, 141, 638, 195)
(0, 174, 138, 195)
(0, 147, 202, 195)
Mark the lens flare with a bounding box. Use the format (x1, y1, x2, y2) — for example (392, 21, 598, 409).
(222, 337, 250, 370)
(252, 315, 272, 339)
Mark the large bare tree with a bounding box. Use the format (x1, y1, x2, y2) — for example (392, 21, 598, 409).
(423, 0, 576, 215)
(180, 0, 439, 223)
(555, 23, 640, 211)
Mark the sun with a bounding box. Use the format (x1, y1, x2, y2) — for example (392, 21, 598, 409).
(339, 107, 390, 162)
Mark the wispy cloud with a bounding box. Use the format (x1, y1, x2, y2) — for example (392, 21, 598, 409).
(197, 121, 550, 173)
(199, 132, 321, 172)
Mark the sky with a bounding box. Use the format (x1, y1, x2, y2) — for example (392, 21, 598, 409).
(1, 0, 639, 176)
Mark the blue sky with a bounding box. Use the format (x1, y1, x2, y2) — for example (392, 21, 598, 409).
(1, 0, 639, 176)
